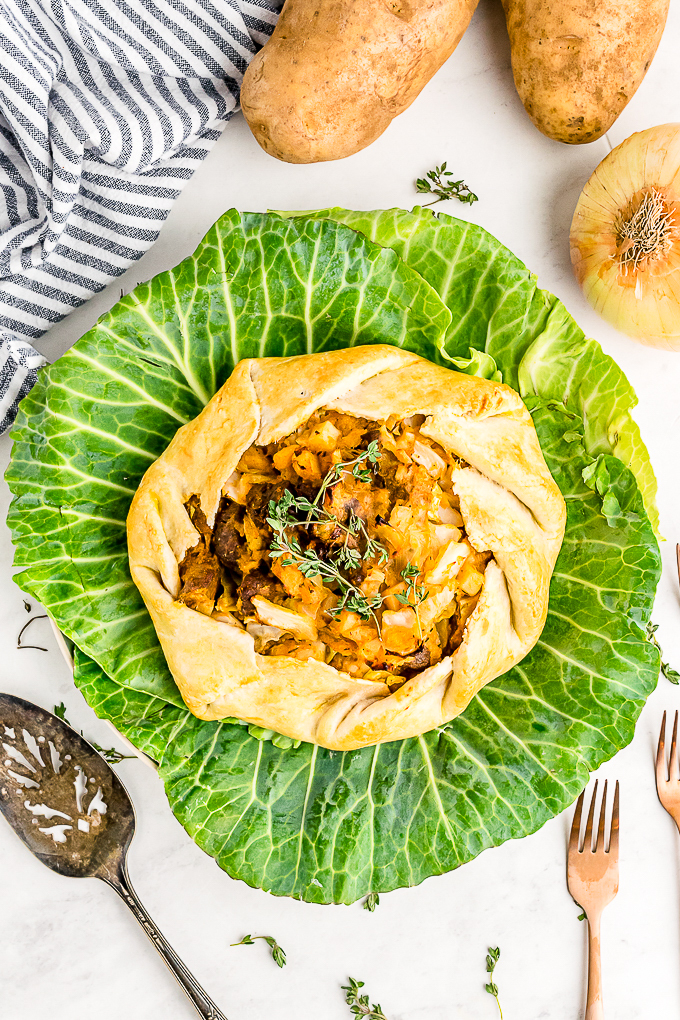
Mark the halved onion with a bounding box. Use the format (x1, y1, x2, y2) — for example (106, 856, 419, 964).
(570, 123, 680, 350)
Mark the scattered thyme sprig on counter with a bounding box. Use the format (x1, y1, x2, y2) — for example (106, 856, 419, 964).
(647, 622, 680, 684)
(231, 934, 286, 968)
(17, 613, 48, 652)
(484, 947, 503, 1019)
(363, 892, 380, 912)
(343, 977, 389, 1019)
(416, 162, 479, 207)
(53, 703, 135, 764)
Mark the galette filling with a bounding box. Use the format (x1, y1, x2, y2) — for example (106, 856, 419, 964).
(177, 410, 492, 687)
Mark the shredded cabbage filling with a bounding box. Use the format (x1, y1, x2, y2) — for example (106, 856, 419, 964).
(177, 410, 492, 686)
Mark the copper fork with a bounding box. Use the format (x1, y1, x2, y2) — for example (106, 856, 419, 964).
(567, 780, 620, 1020)
(655, 710, 680, 831)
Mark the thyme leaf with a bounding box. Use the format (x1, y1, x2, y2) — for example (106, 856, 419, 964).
(266, 444, 389, 629)
(395, 562, 429, 639)
(90, 742, 136, 764)
(314, 440, 381, 508)
(363, 892, 380, 912)
(415, 162, 478, 207)
(343, 977, 389, 1018)
(52, 704, 135, 763)
(267, 441, 429, 638)
(647, 622, 680, 684)
(231, 934, 286, 968)
(484, 947, 503, 1019)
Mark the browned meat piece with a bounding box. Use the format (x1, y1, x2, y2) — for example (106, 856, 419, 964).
(446, 594, 480, 654)
(213, 502, 243, 569)
(246, 481, 288, 528)
(324, 475, 391, 529)
(313, 491, 362, 553)
(384, 646, 431, 677)
(185, 494, 211, 538)
(177, 540, 220, 616)
(238, 570, 285, 615)
(375, 449, 408, 504)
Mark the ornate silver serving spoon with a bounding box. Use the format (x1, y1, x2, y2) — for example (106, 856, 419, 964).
(0, 693, 228, 1019)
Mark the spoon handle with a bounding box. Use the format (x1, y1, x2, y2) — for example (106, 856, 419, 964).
(101, 863, 228, 1020)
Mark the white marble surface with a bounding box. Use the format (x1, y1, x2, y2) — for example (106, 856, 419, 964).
(1, 2, 680, 1017)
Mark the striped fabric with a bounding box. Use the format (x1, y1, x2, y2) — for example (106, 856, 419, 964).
(0, 0, 281, 433)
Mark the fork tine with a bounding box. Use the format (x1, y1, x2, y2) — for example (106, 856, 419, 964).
(584, 779, 598, 853)
(569, 790, 585, 853)
(609, 780, 619, 858)
(594, 779, 608, 851)
(657, 710, 668, 784)
(671, 712, 679, 783)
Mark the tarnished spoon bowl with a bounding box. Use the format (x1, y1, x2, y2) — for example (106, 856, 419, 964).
(0, 693, 228, 1020)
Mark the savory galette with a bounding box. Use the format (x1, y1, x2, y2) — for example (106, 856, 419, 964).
(128, 346, 566, 750)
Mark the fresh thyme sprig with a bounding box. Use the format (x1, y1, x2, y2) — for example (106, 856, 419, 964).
(395, 562, 429, 639)
(266, 444, 389, 628)
(53, 703, 136, 764)
(363, 892, 380, 912)
(231, 934, 287, 968)
(484, 947, 503, 1019)
(647, 622, 680, 684)
(315, 441, 382, 505)
(17, 613, 48, 652)
(267, 441, 434, 637)
(416, 162, 478, 207)
(269, 527, 384, 628)
(343, 977, 389, 1019)
(342, 511, 389, 569)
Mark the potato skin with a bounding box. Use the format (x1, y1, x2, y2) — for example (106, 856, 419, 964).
(502, 0, 670, 144)
(241, 0, 479, 164)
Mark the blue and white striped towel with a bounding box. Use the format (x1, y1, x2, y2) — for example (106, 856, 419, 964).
(0, 0, 281, 433)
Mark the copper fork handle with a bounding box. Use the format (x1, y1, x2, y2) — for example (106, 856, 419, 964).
(585, 910, 604, 1020)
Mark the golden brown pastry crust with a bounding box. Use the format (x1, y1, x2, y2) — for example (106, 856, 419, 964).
(127, 347, 566, 750)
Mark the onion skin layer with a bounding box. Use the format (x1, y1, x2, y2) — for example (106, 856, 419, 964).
(570, 124, 680, 351)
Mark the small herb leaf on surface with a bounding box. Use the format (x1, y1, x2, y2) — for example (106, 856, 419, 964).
(647, 622, 680, 684)
(343, 977, 389, 1019)
(52, 703, 134, 763)
(484, 947, 503, 1019)
(415, 163, 479, 206)
(231, 934, 286, 968)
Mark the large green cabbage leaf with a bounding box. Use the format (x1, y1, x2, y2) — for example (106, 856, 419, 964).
(6, 208, 661, 904)
(289, 208, 659, 532)
(6, 212, 450, 706)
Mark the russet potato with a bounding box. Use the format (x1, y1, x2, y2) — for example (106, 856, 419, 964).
(501, 0, 670, 144)
(240, 0, 479, 164)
